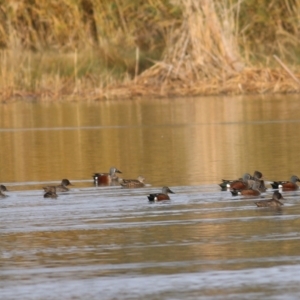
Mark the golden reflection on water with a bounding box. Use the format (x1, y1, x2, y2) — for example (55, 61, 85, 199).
(1, 94, 300, 186)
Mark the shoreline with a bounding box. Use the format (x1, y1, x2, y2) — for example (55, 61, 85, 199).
(2, 67, 300, 102)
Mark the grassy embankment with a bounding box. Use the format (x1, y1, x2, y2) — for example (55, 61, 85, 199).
(0, 0, 300, 101)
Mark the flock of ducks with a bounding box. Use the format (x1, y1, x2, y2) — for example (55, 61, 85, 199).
(93, 167, 175, 201)
(0, 167, 175, 202)
(1, 168, 299, 206)
(219, 170, 300, 208)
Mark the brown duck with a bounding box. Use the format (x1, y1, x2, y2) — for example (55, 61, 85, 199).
(93, 167, 122, 186)
(148, 186, 175, 202)
(254, 191, 285, 208)
(271, 175, 300, 191)
(121, 176, 145, 188)
(43, 179, 73, 192)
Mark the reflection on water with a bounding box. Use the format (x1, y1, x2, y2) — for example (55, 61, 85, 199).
(1, 94, 300, 186)
(1, 95, 300, 299)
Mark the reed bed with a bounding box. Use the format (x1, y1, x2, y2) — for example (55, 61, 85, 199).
(0, 0, 299, 101)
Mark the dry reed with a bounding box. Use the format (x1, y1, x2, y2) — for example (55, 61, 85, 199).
(104, 0, 300, 100)
(0, 0, 299, 101)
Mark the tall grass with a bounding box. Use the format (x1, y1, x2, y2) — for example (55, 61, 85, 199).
(238, 0, 300, 64)
(0, 0, 299, 100)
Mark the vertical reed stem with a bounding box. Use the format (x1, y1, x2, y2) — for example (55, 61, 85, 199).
(135, 47, 139, 84)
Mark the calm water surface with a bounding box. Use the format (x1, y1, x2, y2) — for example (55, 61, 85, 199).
(1, 95, 300, 299)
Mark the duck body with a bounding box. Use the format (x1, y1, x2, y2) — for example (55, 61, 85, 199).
(255, 199, 283, 208)
(93, 167, 122, 186)
(220, 171, 265, 191)
(271, 175, 300, 191)
(231, 188, 260, 197)
(43, 179, 73, 192)
(254, 191, 285, 208)
(241, 188, 261, 196)
(148, 186, 174, 202)
(247, 181, 267, 193)
(121, 176, 145, 188)
(231, 179, 263, 197)
(220, 173, 252, 191)
(229, 173, 254, 191)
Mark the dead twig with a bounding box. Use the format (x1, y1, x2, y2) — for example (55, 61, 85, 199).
(273, 55, 300, 86)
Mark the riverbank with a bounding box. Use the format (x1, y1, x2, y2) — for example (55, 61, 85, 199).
(0, 0, 300, 101)
(2, 63, 299, 102)
(2, 48, 299, 102)
(96, 63, 300, 100)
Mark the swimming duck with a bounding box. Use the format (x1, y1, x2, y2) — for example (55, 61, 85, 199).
(231, 180, 261, 197)
(121, 176, 145, 188)
(245, 177, 267, 193)
(227, 173, 252, 190)
(254, 191, 285, 208)
(230, 179, 267, 196)
(148, 186, 175, 202)
(271, 175, 300, 191)
(93, 167, 122, 186)
(43, 179, 73, 192)
(220, 171, 265, 191)
(219, 173, 252, 191)
(250, 171, 267, 192)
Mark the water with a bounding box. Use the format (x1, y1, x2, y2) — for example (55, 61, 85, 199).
(1, 95, 300, 299)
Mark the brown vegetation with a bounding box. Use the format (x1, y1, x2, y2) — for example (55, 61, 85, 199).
(0, 0, 299, 101)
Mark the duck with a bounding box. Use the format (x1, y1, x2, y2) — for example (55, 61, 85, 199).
(93, 167, 122, 186)
(120, 176, 145, 188)
(227, 173, 252, 190)
(231, 180, 261, 197)
(220, 171, 266, 191)
(219, 173, 252, 190)
(219, 173, 250, 190)
(250, 178, 267, 193)
(254, 191, 285, 208)
(250, 171, 267, 192)
(148, 186, 175, 202)
(44, 191, 58, 199)
(43, 179, 73, 192)
(270, 175, 300, 191)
